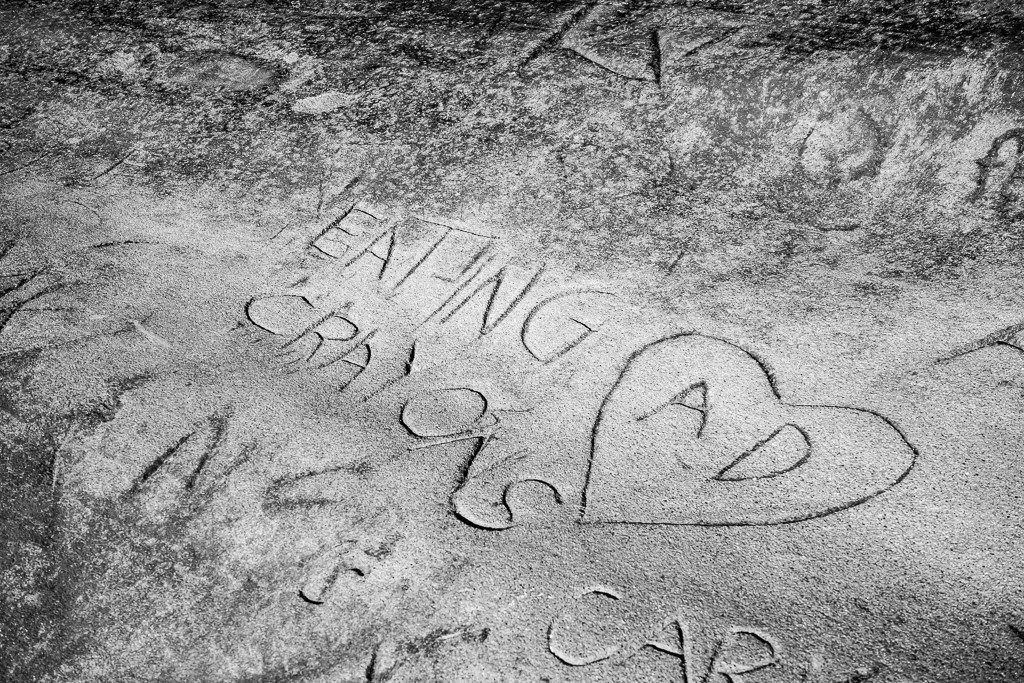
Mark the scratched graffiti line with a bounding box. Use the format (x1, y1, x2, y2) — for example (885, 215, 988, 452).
(260, 201, 610, 402)
(244, 205, 617, 392)
(546, 587, 892, 682)
(0, 240, 68, 337)
(122, 408, 254, 508)
(935, 319, 1024, 364)
(582, 333, 919, 526)
(240, 205, 569, 393)
(971, 128, 1024, 208)
(392, 334, 919, 531)
(547, 587, 782, 681)
(307, 206, 500, 299)
(245, 199, 920, 530)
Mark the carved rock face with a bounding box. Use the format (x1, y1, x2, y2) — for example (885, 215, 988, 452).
(6, 0, 1024, 679)
(583, 334, 917, 525)
(800, 108, 884, 185)
(162, 53, 277, 91)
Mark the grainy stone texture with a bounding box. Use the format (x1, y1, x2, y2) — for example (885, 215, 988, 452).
(1, 1, 1023, 681)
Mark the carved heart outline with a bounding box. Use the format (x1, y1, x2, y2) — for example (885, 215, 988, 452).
(580, 333, 919, 526)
